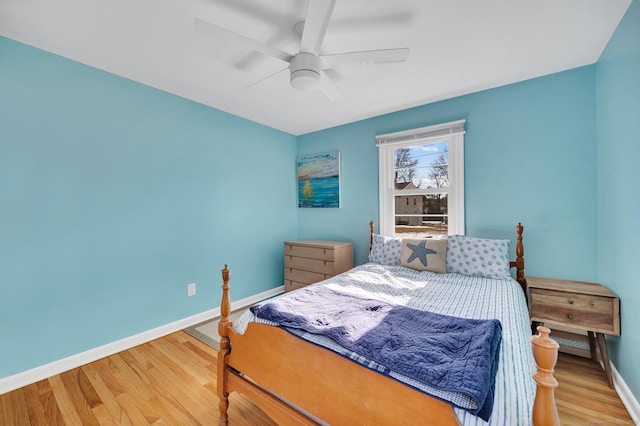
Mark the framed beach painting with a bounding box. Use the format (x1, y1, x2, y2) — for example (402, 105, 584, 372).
(297, 152, 341, 208)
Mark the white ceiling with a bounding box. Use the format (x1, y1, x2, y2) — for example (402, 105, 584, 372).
(0, 0, 631, 135)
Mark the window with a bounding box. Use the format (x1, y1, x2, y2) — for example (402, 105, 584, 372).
(377, 120, 465, 238)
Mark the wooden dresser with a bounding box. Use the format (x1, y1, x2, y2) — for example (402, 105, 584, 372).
(284, 240, 354, 292)
(527, 276, 620, 388)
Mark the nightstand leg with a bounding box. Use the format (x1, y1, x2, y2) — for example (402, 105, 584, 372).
(588, 331, 598, 362)
(531, 320, 541, 335)
(595, 333, 614, 389)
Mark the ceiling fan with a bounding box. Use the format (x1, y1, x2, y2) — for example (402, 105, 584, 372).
(194, 0, 409, 101)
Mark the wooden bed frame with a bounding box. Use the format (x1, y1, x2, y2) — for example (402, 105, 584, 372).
(217, 223, 560, 425)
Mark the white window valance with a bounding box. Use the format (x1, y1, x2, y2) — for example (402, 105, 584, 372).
(376, 119, 466, 147)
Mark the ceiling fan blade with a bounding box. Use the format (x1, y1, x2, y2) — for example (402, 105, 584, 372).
(300, 0, 336, 54)
(318, 70, 343, 101)
(245, 67, 289, 89)
(321, 48, 409, 69)
(194, 18, 292, 63)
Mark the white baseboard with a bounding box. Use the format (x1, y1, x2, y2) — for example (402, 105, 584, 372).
(611, 361, 640, 423)
(0, 286, 283, 395)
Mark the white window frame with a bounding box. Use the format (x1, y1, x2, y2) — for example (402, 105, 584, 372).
(376, 119, 465, 237)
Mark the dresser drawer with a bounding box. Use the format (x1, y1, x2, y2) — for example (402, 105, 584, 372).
(285, 255, 335, 274)
(285, 268, 330, 285)
(530, 288, 616, 334)
(284, 279, 309, 292)
(285, 243, 335, 261)
(283, 240, 353, 292)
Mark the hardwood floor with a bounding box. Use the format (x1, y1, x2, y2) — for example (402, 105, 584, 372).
(555, 352, 632, 425)
(0, 332, 275, 426)
(0, 331, 633, 425)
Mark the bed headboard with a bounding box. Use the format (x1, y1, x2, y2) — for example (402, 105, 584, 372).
(368, 220, 527, 294)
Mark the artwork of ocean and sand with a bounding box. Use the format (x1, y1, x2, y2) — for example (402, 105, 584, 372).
(297, 152, 340, 208)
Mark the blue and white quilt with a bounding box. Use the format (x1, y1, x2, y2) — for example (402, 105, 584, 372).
(235, 263, 536, 426)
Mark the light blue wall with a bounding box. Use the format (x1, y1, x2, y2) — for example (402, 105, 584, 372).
(298, 67, 598, 280)
(0, 37, 297, 378)
(4, 8, 638, 399)
(596, 0, 640, 400)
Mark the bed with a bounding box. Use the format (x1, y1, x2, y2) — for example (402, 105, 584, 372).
(216, 223, 559, 425)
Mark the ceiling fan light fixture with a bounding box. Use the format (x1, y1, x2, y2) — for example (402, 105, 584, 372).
(289, 53, 322, 92)
(291, 69, 320, 91)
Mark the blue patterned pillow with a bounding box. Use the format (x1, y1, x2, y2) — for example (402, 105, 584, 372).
(368, 234, 402, 266)
(446, 235, 511, 279)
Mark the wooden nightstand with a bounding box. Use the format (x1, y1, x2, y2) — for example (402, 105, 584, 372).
(284, 240, 354, 292)
(527, 276, 620, 388)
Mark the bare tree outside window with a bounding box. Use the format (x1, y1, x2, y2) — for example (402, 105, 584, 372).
(394, 148, 418, 185)
(428, 149, 448, 189)
(425, 149, 448, 228)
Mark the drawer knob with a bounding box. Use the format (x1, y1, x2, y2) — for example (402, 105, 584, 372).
(568, 299, 574, 304)
(567, 313, 574, 320)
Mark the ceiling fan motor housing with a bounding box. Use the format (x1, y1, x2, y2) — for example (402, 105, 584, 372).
(290, 53, 322, 91)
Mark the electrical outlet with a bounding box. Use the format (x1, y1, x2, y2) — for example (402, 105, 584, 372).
(187, 283, 196, 296)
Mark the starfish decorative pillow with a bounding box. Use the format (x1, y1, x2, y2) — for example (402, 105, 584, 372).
(400, 238, 448, 273)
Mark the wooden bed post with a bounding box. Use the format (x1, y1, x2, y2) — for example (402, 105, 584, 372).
(531, 326, 560, 426)
(369, 220, 375, 251)
(218, 265, 232, 425)
(509, 222, 526, 293)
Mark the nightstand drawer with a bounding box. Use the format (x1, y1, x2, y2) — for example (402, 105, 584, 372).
(285, 244, 335, 261)
(285, 255, 335, 274)
(530, 288, 616, 333)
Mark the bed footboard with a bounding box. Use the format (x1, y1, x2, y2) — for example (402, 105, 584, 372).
(216, 266, 460, 425)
